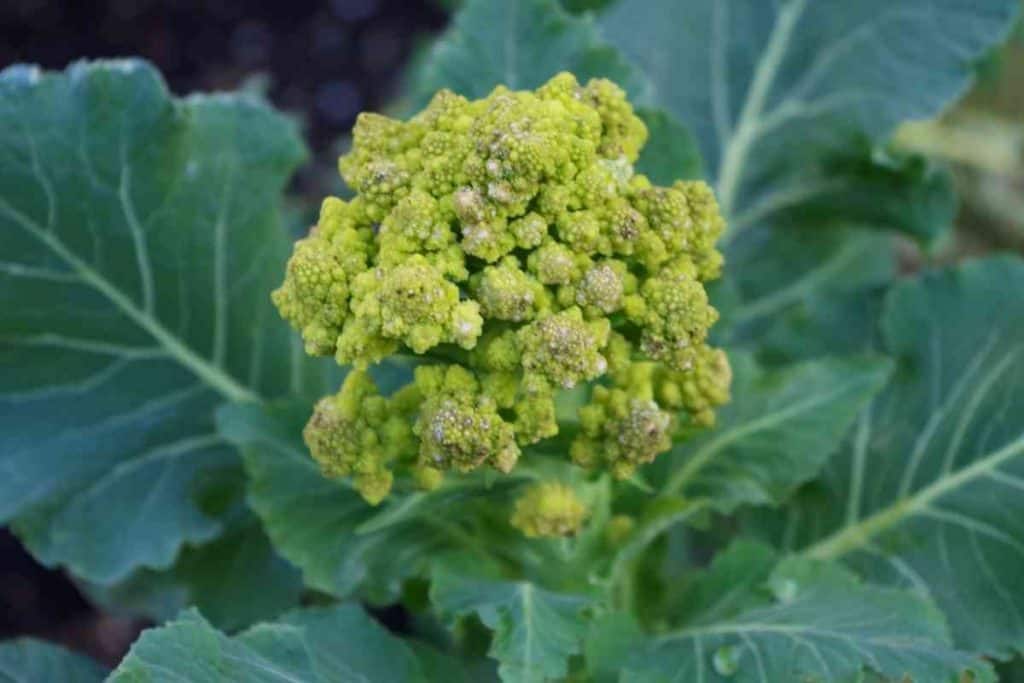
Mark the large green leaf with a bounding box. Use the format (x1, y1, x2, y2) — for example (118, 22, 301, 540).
(611, 542, 991, 683)
(599, 0, 1012, 352)
(0, 639, 106, 682)
(657, 354, 891, 512)
(599, 0, 1014, 243)
(409, 0, 646, 109)
(431, 560, 593, 683)
(712, 225, 896, 346)
(0, 60, 330, 584)
(83, 514, 303, 632)
(216, 400, 456, 601)
(769, 256, 1024, 658)
(109, 605, 448, 682)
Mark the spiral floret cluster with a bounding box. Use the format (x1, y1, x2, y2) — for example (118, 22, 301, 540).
(275, 72, 730, 504)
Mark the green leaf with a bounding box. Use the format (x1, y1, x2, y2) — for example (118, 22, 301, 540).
(755, 289, 887, 366)
(599, 0, 1010, 355)
(0, 59, 330, 584)
(109, 605, 439, 682)
(431, 561, 593, 683)
(634, 108, 703, 185)
(0, 639, 106, 682)
(409, 0, 646, 110)
(216, 400, 453, 601)
(778, 256, 1024, 657)
(82, 513, 303, 632)
(668, 540, 779, 626)
(584, 612, 645, 683)
(599, 0, 1015, 243)
(618, 544, 991, 683)
(713, 226, 896, 346)
(658, 353, 891, 512)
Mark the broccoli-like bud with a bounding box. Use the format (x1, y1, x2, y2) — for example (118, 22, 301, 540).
(624, 259, 718, 372)
(510, 481, 589, 538)
(346, 256, 483, 359)
(518, 307, 609, 389)
(655, 345, 732, 426)
(414, 365, 520, 474)
(303, 370, 413, 504)
(573, 260, 631, 315)
(572, 384, 674, 479)
(276, 72, 730, 502)
(472, 257, 551, 321)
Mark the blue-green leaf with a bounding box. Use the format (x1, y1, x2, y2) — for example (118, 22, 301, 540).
(0, 639, 106, 682)
(634, 108, 703, 185)
(216, 400, 454, 602)
(658, 354, 891, 512)
(599, 0, 1012, 351)
(600, 0, 1014, 243)
(0, 59, 331, 584)
(408, 0, 647, 110)
(109, 605, 444, 682)
(615, 543, 991, 683)
(431, 560, 593, 683)
(82, 514, 303, 632)
(776, 256, 1024, 658)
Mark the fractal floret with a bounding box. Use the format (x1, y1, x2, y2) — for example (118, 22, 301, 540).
(274, 72, 730, 505)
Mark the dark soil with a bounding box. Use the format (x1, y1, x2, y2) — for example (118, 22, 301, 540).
(0, 0, 448, 197)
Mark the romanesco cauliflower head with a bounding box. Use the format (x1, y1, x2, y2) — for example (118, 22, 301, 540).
(277, 72, 730, 505)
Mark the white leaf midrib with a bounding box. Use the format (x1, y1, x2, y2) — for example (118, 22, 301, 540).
(716, 0, 809, 221)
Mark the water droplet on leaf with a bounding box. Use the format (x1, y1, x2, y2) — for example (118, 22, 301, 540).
(712, 645, 740, 676)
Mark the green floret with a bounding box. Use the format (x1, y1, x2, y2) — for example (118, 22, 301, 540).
(518, 307, 609, 389)
(377, 190, 466, 280)
(513, 375, 558, 444)
(583, 78, 648, 162)
(624, 259, 719, 372)
(415, 365, 520, 474)
(346, 256, 483, 360)
(276, 71, 731, 500)
(655, 345, 732, 427)
(272, 198, 372, 356)
(510, 212, 548, 249)
(574, 260, 630, 315)
(272, 235, 349, 356)
(528, 240, 586, 285)
(572, 386, 674, 479)
(472, 257, 550, 321)
(303, 370, 413, 504)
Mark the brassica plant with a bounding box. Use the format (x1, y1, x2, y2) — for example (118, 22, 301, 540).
(1, 0, 1022, 681)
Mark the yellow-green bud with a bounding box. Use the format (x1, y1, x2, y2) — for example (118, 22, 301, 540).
(510, 482, 589, 538)
(605, 515, 636, 546)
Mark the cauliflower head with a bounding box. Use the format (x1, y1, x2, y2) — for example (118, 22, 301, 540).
(276, 72, 730, 504)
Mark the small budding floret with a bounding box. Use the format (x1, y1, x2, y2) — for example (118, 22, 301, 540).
(510, 482, 589, 538)
(275, 71, 730, 501)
